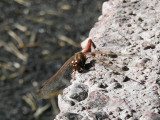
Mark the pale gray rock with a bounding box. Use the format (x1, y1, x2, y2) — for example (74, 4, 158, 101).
(55, 0, 160, 119)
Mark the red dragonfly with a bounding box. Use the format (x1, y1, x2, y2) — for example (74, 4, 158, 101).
(38, 39, 140, 98)
(38, 39, 94, 98)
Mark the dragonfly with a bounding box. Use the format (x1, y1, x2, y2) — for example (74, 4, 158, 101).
(38, 39, 93, 98)
(38, 39, 140, 98)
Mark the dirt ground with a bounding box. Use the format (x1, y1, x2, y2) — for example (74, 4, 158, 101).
(0, 0, 106, 120)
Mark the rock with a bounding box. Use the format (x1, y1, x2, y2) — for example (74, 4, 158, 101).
(55, 0, 160, 119)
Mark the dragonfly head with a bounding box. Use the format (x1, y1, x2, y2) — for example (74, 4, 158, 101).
(70, 52, 86, 72)
(70, 59, 81, 71)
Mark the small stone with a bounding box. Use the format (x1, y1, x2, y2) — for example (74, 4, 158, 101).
(89, 112, 108, 120)
(87, 91, 109, 108)
(69, 83, 88, 102)
(157, 66, 160, 74)
(142, 41, 155, 50)
(63, 113, 83, 120)
(142, 112, 160, 120)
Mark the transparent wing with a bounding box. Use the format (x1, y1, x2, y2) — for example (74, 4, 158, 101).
(93, 50, 137, 58)
(38, 56, 74, 99)
(85, 52, 127, 74)
(94, 56, 126, 74)
(88, 52, 141, 84)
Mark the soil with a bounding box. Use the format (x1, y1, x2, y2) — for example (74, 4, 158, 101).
(0, 0, 106, 120)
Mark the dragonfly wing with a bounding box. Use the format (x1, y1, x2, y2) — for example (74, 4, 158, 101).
(93, 50, 137, 58)
(93, 56, 125, 74)
(38, 56, 74, 98)
(90, 54, 142, 84)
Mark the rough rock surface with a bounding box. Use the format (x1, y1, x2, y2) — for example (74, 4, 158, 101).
(55, 0, 160, 119)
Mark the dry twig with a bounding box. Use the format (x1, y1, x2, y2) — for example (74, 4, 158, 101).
(14, 0, 31, 7)
(57, 35, 80, 48)
(5, 42, 27, 61)
(8, 30, 24, 48)
(14, 23, 27, 32)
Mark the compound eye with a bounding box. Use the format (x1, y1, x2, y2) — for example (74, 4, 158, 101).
(75, 60, 80, 64)
(71, 61, 74, 64)
(74, 60, 79, 67)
